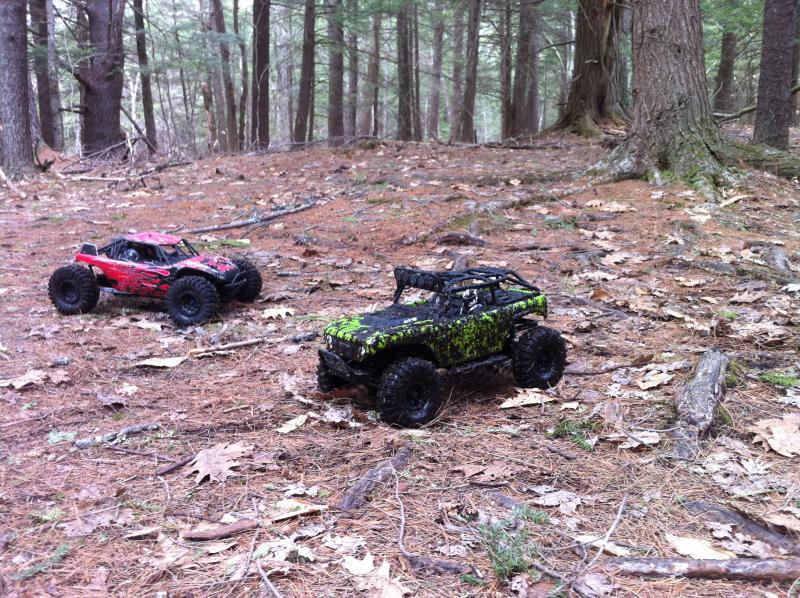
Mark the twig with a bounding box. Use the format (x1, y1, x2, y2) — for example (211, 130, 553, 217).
(572, 494, 628, 581)
(257, 561, 286, 598)
(189, 336, 269, 356)
(74, 422, 160, 449)
(182, 201, 317, 234)
(183, 519, 258, 541)
(103, 445, 175, 463)
(154, 453, 196, 477)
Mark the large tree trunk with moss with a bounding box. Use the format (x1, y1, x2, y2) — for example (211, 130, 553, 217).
(611, 0, 725, 193)
(753, 0, 796, 149)
(558, 0, 625, 136)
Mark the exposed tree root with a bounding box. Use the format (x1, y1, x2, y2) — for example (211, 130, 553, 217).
(604, 557, 800, 581)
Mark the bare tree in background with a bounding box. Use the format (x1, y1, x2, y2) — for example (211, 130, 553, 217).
(293, 0, 315, 145)
(328, 0, 345, 146)
(132, 0, 157, 153)
(251, 0, 270, 149)
(29, 0, 61, 149)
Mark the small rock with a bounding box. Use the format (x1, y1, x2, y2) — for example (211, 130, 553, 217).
(575, 320, 595, 333)
(51, 356, 71, 367)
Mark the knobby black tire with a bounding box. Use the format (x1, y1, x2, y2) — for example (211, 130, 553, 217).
(232, 258, 263, 302)
(316, 361, 347, 392)
(512, 326, 567, 388)
(377, 358, 445, 427)
(48, 264, 100, 315)
(166, 275, 220, 327)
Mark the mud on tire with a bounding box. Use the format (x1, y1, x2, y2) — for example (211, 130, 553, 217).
(316, 361, 347, 392)
(166, 275, 220, 326)
(48, 264, 100, 315)
(512, 326, 567, 389)
(377, 358, 445, 427)
(232, 258, 263, 302)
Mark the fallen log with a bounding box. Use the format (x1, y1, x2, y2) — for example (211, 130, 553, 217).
(74, 422, 161, 449)
(182, 201, 317, 234)
(672, 349, 729, 460)
(684, 500, 800, 556)
(182, 519, 258, 541)
(604, 557, 800, 582)
(337, 445, 413, 511)
(435, 232, 487, 246)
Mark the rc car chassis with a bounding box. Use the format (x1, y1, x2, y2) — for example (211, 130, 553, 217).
(48, 232, 263, 326)
(318, 266, 567, 426)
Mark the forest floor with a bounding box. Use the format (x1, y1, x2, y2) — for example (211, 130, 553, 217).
(0, 131, 799, 598)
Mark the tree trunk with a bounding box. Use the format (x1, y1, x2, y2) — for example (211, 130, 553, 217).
(346, 27, 358, 138)
(510, 0, 539, 137)
(0, 0, 33, 177)
(453, 0, 480, 143)
(327, 0, 345, 146)
(792, 3, 800, 125)
(210, 0, 239, 151)
(611, 0, 725, 193)
(558, 0, 624, 136)
(201, 81, 217, 151)
(753, 0, 796, 149)
(29, 0, 60, 149)
(132, 0, 157, 153)
(609, 3, 630, 116)
(396, 1, 414, 140)
(233, 0, 248, 148)
(360, 12, 381, 136)
(293, 0, 315, 146)
(556, 13, 571, 121)
(426, 17, 444, 139)
(499, 0, 512, 139)
(449, 2, 466, 133)
(412, 2, 422, 140)
(251, 0, 270, 149)
(713, 31, 737, 114)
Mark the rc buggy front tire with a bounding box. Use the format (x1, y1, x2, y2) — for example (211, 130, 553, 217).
(166, 276, 220, 327)
(232, 258, 263, 302)
(512, 326, 567, 389)
(377, 358, 445, 427)
(316, 361, 347, 392)
(48, 265, 100, 315)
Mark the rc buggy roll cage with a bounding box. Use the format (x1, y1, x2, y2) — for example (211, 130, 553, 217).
(318, 266, 566, 427)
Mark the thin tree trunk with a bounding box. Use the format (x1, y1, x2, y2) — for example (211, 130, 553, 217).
(132, 0, 157, 153)
(45, 0, 62, 148)
(327, 0, 345, 146)
(360, 12, 381, 136)
(792, 1, 800, 125)
(346, 14, 358, 138)
(499, 0, 512, 139)
(523, 25, 540, 135)
(753, 0, 796, 149)
(396, 0, 414, 140)
(449, 2, 466, 134)
(454, 0, 480, 143)
(609, 3, 630, 115)
(211, 0, 239, 151)
(510, 0, 538, 137)
(251, 0, 270, 149)
(713, 31, 737, 114)
(426, 16, 444, 139)
(201, 81, 217, 151)
(233, 0, 248, 149)
(293, 0, 315, 145)
(412, 1, 422, 140)
(29, 0, 59, 149)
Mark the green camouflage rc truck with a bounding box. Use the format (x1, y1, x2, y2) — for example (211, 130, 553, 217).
(317, 267, 567, 426)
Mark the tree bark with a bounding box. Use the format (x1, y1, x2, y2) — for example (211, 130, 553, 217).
(132, 0, 157, 153)
(346, 16, 358, 138)
(499, 0, 512, 139)
(29, 0, 60, 149)
(609, 3, 630, 116)
(293, 0, 315, 146)
(611, 0, 725, 193)
(200, 81, 217, 150)
(558, 0, 624, 136)
(510, 0, 539, 137)
(233, 0, 248, 148)
(327, 0, 345, 146)
(792, 3, 800, 125)
(412, 2, 422, 140)
(78, 0, 126, 156)
(753, 0, 796, 149)
(251, 0, 270, 149)
(713, 31, 737, 114)
(426, 15, 444, 139)
(360, 12, 381, 136)
(210, 0, 239, 151)
(453, 0, 480, 143)
(396, 0, 414, 140)
(604, 558, 800, 582)
(449, 2, 466, 132)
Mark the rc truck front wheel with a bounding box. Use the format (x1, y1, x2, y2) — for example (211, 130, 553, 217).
(317, 361, 347, 392)
(512, 326, 567, 389)
(48, 265, 100, 315)
(166, 276, 220, 326)
(232, 258, 263, 302)
(377, 358, 445, 427)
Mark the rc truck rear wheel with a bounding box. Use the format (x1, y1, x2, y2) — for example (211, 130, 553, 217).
(48, 265, 100, 315)
(316, 361, 347, 392)
(232, 258, 263, 302)
(512, 326, 567, 389)
(167, 276, 220, 326)
(377, 358, 445, 427)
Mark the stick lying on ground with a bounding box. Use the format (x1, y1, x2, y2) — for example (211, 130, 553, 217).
(154, 453, 196, 477)
(672, 348, 729, 460)
(604, 557, 800, 581)
(183, 201, 317, 234)
(182, 519, 258, 541)
(74, 423, 160, 449)
(337, 445, 413, 511)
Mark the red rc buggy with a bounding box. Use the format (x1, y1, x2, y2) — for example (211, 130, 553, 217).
(48, 232, 263, 326)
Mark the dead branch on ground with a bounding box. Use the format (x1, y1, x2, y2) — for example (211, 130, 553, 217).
(672, 349, 729, 460)
(603, 557, 800, 581)
(74, 422, 160, 449)
(337, 445, 413, 511)
(154, 453, 196, 477)
(182, 201, 317, 234)
(182, 519, 258, 541)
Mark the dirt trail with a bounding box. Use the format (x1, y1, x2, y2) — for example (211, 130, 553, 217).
(0, 135, 798, 597)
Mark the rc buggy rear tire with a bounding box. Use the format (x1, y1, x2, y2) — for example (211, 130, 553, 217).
(377, 358, 445, 427)
(167, 276, 220, 327)
(512, 326, 567, 389)
(316, 361, 347, 392)
(48, 265, 100, 315)
(232, 258, 262, 302)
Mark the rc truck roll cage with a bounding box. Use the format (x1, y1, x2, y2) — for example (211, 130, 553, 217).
(80, 237, 201, 266)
